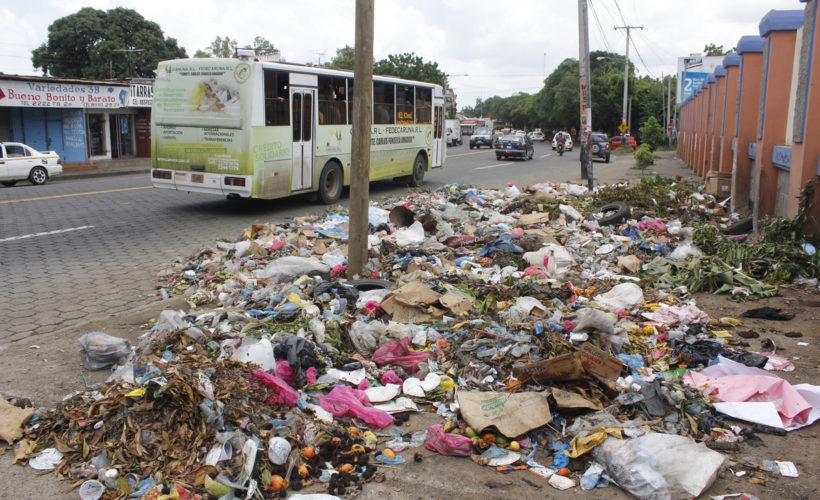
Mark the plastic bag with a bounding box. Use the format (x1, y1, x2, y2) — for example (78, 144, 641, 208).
(592, 434, 725, 500)
(248, 370, 299, 407)
(252, 256, 331, 282)
(594, 282, 644, 313)
(349, 320, 387, 355)
(319, 385, 394, 428)
(424, 423, 474, 456)
(559, 204, 583, 220)
(572, 308, 615, 335)
(78, 332, 131, 370)
(233, 338, 276, 371)
(138, 310, 187, 354)
(392, 221, 425, 248)
(371, 337, 433, 373)
(669, 242, 703, 259)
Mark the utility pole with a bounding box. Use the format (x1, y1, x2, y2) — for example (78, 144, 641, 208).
(667, 74, 673, 146)
(662, 73, 666, 144)
(614, 24, 642, 136)
(348, 0, 374, 277)
(578, 0, 593, 188)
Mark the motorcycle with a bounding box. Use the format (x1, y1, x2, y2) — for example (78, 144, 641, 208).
(557, 142, 565, 156)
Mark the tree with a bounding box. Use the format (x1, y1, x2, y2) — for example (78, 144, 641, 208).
(32, 7, 186, 79)
(703, 43, 730, 56)
(639, 116, 666, 150)
(197, 36, 277, 58)
(208, 36, 237, 58)
(374, 53, 448, 87)
(326, 45, 356, 70)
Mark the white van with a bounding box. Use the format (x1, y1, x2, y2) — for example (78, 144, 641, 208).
(445, 119, 462, 146)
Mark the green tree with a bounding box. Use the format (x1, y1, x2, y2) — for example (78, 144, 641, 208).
(196, 36, 277, 59)
(374, 52, 448, 87)
(703, 43, 729, 56)
(31, 7, 186, 79)
(325, 45, 356, 70)
(639, 116, 666, 150)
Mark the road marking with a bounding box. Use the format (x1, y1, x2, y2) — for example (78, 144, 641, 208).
(450, 150, 494, 157)
(0, 186, 152, 205)
(540, 154, 553, 158)
(474, 162, 512, 170)
(0, 225, 95, 243)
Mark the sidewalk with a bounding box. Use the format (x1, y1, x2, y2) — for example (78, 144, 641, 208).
(61, 157, 151, 180)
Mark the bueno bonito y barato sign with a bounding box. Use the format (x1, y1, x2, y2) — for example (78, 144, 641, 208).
(0, 79, 130, 109)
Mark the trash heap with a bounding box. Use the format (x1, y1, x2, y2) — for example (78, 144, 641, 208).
(12, 178, 820, 500)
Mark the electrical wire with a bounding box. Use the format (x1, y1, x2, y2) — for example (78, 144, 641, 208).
(588, 0, 614, 53)
(613, 0, 629, 25)
(629, 32, 656, 78)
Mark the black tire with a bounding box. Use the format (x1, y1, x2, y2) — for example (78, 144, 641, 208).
(594, 202, 631, 225)
(469, 143, 474, 149)
(496, 154, 502, 160)
(408, 152, 426, 187)
(605, 154, 610, 163)
(1, 180, 17, 187)
(318, 161, 343, 204)
(28, 167, 48, 185)
(721, 217, 753, 235)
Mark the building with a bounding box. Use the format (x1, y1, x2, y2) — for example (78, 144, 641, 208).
(0, 74, 153, 164)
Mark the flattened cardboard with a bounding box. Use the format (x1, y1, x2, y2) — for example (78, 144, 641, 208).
(518, 212, 551, 225)
(512, 353, 584, 383)
(440, 291, 474, 315)
(576, 343, 623, 381)
(457, 391, 551, 437)
(550, 387, 603, 411)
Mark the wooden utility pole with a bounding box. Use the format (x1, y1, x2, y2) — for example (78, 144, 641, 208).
(348, 0, 374, 277)
(614, 24, 642, 136)
(578, 0, 593, 188)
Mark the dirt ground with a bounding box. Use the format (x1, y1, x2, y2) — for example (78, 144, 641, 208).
(1, 286, 818, 499)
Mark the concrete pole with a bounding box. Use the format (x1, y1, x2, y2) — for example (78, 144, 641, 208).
(578, 0, 593, 188)
(615, 25, 642, 135)
(667, 74, 673, 146)
(348, 0, 374, 277)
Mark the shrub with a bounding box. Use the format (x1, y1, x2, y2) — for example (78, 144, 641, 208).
(639, 116, 666, 151)
(634, 143, 654, 169)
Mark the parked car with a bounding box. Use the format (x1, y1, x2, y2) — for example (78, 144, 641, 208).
(551, 132, 573, 151)
(495, 134, 534, 160)
(0, 142, 62, 186)
(470, 127, 494, 149)
(590, 133, 611, 162)
(609, 134, 638, 151)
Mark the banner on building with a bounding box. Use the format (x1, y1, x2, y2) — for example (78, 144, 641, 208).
(0, 79, 130, 109)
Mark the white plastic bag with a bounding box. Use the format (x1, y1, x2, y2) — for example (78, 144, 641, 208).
(232, 338, 276, 371)
(349, 320, 387, 355)
(594, 282, 644, 312)
(78, 332, 131, 370)
(253, 256, 331, 281)
(559, 204, 583, 221)
(392, 221, 426, 247)
(593, 434, 725, 500)
(572, 308, 616, 334)
(669, 242, 703, 259)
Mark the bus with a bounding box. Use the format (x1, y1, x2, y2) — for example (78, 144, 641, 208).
(150, 58, 445, 203)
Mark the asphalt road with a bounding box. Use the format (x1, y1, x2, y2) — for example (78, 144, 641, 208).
(0, 140, 591, 345)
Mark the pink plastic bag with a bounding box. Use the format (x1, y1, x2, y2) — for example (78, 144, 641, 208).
(248, 370, 299, 407)
(306, 366, 318, 385)
(319, 385, 394, 428)
(357, 379, 369, 390)
(372, 337, 433, 373)
(380, 370, 403, 385)
(425, 424, 474, 456)
(275, 360, 297, 387)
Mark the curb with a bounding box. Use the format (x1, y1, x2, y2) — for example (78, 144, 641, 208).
(58, 168, 151, 181)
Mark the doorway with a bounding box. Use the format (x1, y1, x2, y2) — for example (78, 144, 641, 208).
(290, 87, 315, 191)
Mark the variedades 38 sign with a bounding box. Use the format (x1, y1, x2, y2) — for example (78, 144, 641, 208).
(0, 79, 130, 109)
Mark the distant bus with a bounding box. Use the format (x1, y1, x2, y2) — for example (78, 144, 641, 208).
(459, 118, 493, 136)
(150, 58, 445, 202)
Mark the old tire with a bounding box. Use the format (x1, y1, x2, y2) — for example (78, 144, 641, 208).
(29, 167, 48, 185)
(595, 201, 631, 225)
(469, 143, 474, 150)
(591, 144, 601, 154)
(318, 161, 343, 204)
(1, 180, 17, 187)
(408, 153, 426, 187)
(721, 217, 753, 235)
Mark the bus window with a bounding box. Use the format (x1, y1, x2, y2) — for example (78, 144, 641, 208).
(292, 93, 302, 141)
(347, 79, 354, 124)
(304, 93, 312, 141)
(415, 87, 431, 124)
(265, 70, 289, 126)
(318, 76, 346, 125)
(396, 85, 414, 124)
(373, 82, 394, 124)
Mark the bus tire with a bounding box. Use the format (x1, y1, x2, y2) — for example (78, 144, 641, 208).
(408, 153, 427, 187)
(318, 161, 343, 204)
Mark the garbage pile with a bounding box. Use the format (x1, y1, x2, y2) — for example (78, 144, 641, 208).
(11, 178, 820, 500)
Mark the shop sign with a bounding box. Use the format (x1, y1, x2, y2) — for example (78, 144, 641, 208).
(0, 79, 130, 109)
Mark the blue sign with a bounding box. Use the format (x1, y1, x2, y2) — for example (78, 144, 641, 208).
(681, 71, 708, 101)
(772, 146, 792, 171)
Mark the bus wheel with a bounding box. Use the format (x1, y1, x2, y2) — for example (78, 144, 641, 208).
(226, 193, 240, 201)
(408, 153, 427, 187)
(318, 161, 343, 204)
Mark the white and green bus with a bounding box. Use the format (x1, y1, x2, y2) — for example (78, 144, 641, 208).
(150, 58, 445, 202)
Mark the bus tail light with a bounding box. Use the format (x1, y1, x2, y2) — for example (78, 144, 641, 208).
(224, 176, 246, 187)
(152, 170, 172, 180)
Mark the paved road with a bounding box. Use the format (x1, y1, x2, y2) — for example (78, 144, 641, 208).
(0, 141, 603, 345)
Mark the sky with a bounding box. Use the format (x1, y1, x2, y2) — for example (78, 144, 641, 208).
(0, 0, 805, 109)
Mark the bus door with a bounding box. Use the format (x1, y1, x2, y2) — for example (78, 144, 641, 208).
(290, 87, 316, 191)
(432, 104, 444, 167)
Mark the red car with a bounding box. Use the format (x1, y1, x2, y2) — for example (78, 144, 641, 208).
(609, 135, 638, 151)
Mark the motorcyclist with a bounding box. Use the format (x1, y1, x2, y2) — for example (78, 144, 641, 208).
(556, 132, 566, 155)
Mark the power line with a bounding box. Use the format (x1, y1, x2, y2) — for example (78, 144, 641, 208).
(613, 0, 628, 25)
(629, 32, 656, 78)
(588, 0, 613, 53)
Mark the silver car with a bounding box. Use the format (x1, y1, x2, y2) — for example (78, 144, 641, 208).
(0, 142, 62, 186)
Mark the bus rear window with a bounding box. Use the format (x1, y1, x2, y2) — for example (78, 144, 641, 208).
(265, 70, 289, 126)
(415, 87, 431, 124)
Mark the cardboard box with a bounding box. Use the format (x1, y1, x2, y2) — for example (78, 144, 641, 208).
(512, 343, 623, 385)
(705, 170, 731, 197)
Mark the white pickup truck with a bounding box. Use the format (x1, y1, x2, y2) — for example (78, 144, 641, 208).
(445, 119, 462, 146)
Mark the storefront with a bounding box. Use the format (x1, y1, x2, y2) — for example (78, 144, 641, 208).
(0, 75, 153, 164)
